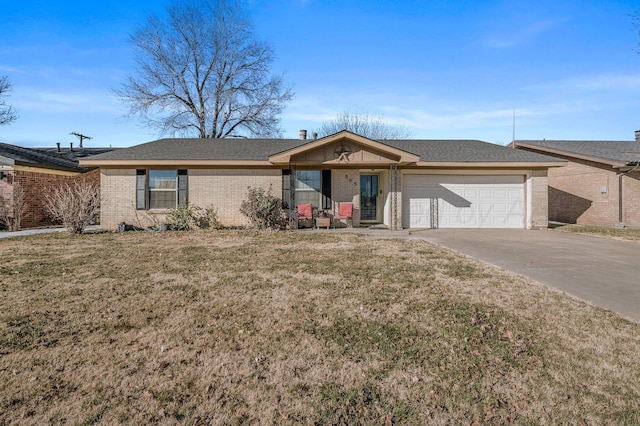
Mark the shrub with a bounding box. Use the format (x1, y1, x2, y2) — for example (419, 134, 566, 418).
(0, 181, 29, 231)
(239, 186, 287, 230)
(166, 204, 222, 231)
(44, 181, 99, 234)
(166, 204, 194, 231)
(194, 206, 223, 230)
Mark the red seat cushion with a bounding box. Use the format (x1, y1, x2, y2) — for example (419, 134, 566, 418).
(297, 203, 312, 218)
(335, 203, 353, 219)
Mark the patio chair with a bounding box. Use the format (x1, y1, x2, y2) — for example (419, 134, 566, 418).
(333, 202, 353, 228)
(297, 203, 313, 228)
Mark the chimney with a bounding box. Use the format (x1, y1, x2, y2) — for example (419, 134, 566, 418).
(635, 130, 640, 142)
(313, 132, 318, 140)
(70, 142, 74, 151)
(56, 142, 61, 152)
(299, 129, 307, 140)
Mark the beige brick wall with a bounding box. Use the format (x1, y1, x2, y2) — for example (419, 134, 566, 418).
(100, 169, 139, 230)
(189, 169, 281, 225)
(547, 159, 621, 227)
(100, 168, 282, 230)
(622, 170, 640, 228)
(331, 170, 361, 227)
(529, 170, 549, 229)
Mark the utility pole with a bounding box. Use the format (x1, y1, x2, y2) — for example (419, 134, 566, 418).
(70, 132, 92, 148)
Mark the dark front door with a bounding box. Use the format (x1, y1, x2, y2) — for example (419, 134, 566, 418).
(360, 175, 378, 222)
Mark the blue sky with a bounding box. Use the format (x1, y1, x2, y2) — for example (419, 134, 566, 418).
(1, 0, 640, 148)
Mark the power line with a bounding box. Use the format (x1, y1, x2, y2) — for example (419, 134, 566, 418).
(70, 132, 92, 148)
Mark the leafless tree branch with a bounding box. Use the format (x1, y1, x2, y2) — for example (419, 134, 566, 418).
(0, 75, 18, 126)
(315, 110, 413, 140)
(114, 0, 293, 139)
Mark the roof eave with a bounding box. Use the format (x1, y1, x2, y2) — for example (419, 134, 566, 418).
(514, 142, 628, 168)
(415, 161, 566, 168)
(79, 159, 274, 167)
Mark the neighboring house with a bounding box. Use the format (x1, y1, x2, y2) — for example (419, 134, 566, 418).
(80, 130, 565, 230)
(0, 142, 113, 229)
(513, 134, 640, 228)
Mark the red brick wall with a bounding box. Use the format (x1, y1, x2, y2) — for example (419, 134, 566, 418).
(3, 168, 100, 229)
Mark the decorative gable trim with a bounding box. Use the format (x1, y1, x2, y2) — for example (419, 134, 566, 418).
(268, 131, 420, 165)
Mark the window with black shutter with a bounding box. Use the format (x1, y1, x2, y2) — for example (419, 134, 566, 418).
(136, 169, 188, 210)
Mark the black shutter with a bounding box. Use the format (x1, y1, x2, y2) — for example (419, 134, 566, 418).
(136, 169, 147, 210)
(177, 169, 188, 206)
(321, 170, 332, 210)
(282, 169, 291, 209)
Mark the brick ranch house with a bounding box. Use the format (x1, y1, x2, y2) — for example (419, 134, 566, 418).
(80, 130, 565, 230)
(0, 142, 112, 229)
(513, 134, 640, 228)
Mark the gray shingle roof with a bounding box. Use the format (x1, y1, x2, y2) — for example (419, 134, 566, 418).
(384, 139, 563, 163)
(515, 140, 640, 166)
(84, 137, 563, 164)
(0, 143, 117, 172)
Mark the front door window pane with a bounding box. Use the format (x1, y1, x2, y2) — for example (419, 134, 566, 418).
(360, 175, 378, 221)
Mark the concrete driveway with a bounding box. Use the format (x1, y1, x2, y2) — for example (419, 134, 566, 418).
(411, 229, 640, 322)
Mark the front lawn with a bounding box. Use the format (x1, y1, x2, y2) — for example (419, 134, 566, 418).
(1, 231, 639, 424)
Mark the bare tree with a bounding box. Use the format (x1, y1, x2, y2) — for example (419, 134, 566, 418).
(315, 110, 413, 140)
(116, 0, 293, 139)
(44, 181, 100, 234)
(0, 75, 18, 126)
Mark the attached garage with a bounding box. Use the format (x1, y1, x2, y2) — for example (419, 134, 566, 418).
(402, 174, 525, 229)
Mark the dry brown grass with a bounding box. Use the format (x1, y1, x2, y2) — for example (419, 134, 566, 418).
(1, 230, 639, 425)
(554, 224, 640, 241)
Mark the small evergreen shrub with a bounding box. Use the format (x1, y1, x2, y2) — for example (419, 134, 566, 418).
(239, 186, 287, 230)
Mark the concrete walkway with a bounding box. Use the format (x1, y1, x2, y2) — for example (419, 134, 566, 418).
(0, 225, 101, 239)
(410, 229, 640, 323)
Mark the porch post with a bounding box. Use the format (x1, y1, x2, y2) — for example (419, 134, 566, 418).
(390, 164, 398, 230)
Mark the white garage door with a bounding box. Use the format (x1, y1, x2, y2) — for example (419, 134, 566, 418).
(402, 175, 525, 229)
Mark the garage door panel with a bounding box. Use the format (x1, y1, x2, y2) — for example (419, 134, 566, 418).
(409, 199, 431, 228)
(403, 175, 524, 229)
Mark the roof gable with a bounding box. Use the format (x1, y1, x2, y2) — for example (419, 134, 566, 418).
(268, 131, 420, 165)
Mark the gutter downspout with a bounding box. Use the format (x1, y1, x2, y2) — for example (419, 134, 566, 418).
(618, 163, 640, 228)
(619, 173, 623, 228)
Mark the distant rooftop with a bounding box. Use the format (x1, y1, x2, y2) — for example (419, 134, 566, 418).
(0, 142, 116, 172)
(514, 139, 640, 167)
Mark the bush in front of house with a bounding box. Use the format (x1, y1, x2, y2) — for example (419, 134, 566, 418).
(166, 204, 222, 231)
(0, 181, 29, 231)
(239, 186, 287, 230)
(44, 181, 99, 234)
